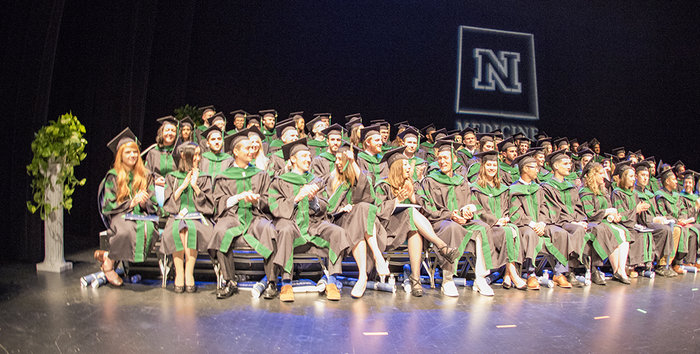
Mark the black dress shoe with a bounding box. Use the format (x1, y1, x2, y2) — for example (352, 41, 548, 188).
(613, 272, 631, 285)
(263, 281, 278, 299)
(174, 285, 185, 293)
(591, 270, 607, 285)
(185, 285, 197, 293)
(216, 280, 239, 299)
(566, 273, 583, 288)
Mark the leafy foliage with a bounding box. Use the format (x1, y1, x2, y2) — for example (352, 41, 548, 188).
(173, 104, 204, 126)
(26, 112, 87, 219)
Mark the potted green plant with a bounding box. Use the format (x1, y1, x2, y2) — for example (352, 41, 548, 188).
(26, 112, 87, 273)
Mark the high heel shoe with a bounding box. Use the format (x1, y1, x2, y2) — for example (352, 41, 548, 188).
(502, 275, 512, 290)
(473, 277, 494, 296)
(351, 276, 368, 298)
(409, 274, 424, 297)
(438, 245, 461, 261)
(613, 272, 631, 285)
(376, 258, 390, 283)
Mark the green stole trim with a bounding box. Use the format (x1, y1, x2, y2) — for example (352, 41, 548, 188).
(509, 183, 541, 222)
(358, 151, 382, 180)
(308, 139, 328, 155)
(156, 146, 175, 176)
(656, 189, 680, 218)
(202, 151, 231, 178)
(545, 177, 575, 215)
(218, 165, 270, 258)
(427, 170, 464, 212)
(279, 172, 339, 273)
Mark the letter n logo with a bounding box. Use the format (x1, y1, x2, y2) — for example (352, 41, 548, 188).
(472, 49, 522, 94)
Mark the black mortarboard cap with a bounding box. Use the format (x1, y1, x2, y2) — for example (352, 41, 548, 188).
(434, 139, 458, 153)
(275, 119, 298, 139)
(224, 128, 251, 152)
(202, 125, 223, 140)
(477, 133, 495, 142)
(345, 117, 363, 131)
(210, 112, 226, 125)
(198, 105, 216, 113)
(107, 127, 138, 155)
(497, 137, 516, 152)
(247, 114, 261, 125)
(611, 147, 625, 156)
(157, 115, 178, 126)
(421, 124, 436, 136)
(321, 124, 344, 137)
(613, 160, 633, 177)
(379, 146, 407, 166)
(179, 116, 194, 128)
(553, 137, 569, 148)
(475, 150, 499, 162)
(230, 110, 248, 118)
(397, 127, 420, 141)
(512, 152, 537, 168)
(361, 124, 382, 142)
(546, 149, 571, 165)
(282, 138, 309, 160)
(259, 109, 278, 119)
(306, 115, 326, 132)
(344, 113, 362, 122)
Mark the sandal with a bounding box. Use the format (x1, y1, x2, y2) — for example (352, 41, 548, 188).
(409, 274, 424, 297)
(438, 245, 460, 261)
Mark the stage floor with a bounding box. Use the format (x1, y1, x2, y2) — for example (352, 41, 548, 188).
(2, 251, 700, 353)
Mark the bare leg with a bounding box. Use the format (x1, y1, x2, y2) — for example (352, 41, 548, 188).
(351, 240, 368, 298)
(365, 225, 388, 275)
(410, 208, 447, 248)
(185, 248, 197, 286)
(173, 251, 185, 287)
(407, 231, 423, 279)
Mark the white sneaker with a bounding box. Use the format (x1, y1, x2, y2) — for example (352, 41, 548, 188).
(473, 277, 494, 296)
(441, 280, 459, 297)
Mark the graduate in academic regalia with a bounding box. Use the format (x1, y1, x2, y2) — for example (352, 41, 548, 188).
(245, 126, 270, 170)
(656, 168, 700, 273)
(579, 162, 632, 285)
(145, 116, 178, 183)
(455, 127, 478, 167)
(227, 109, 248, 135)
(194, 105, 216, 142)
(497, 137, 520, 185)
(310, 124, 344, 179)
(259, 109, 278, 144)
(417, 142, 499, 297)
(267, 139, 351, 302)
(631, 161, 677, 277)
(198, 112, 227, 153)
(345, 114, 364, 146)
(373, 147, 461, 297)
(465, 133, 496, 182)
(267, 119, 300, 175)
(539, 150, 593, 288)
(95, 128, 159, 287)
(370, 119, 393, 153)
(199, 126, 232, 180)
(161, 142, 215, 293)
(178, 116, 195, 143)
(210, 129, 279, 299)
(356, 124, 389, 184)
(321, 143, 389, 298)
(290, 111, 307, 140)
(397, 127, 427, 181)
(305, 113, 329, 156)
(508, 153, 573, 290)
(469, 151, 530, 290)
(612, 162, 675, 277)
(246, 114, 261, 129)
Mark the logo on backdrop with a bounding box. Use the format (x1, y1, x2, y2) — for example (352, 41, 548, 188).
(455, 26, 538, 120)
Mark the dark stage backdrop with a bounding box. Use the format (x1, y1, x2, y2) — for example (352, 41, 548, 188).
(3, 1, 700, 262)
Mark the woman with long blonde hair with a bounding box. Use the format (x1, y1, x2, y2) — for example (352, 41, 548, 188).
(579, 162, 631, 284)
(95, 128, 159, 286)
(321, 143, 389, 298)
(374, 147, 460, 297)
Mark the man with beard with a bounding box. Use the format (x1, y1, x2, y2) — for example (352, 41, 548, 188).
(357, 124, 389, 184)
(310, 124, 344, 179)
(268, 139, 350, 302)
